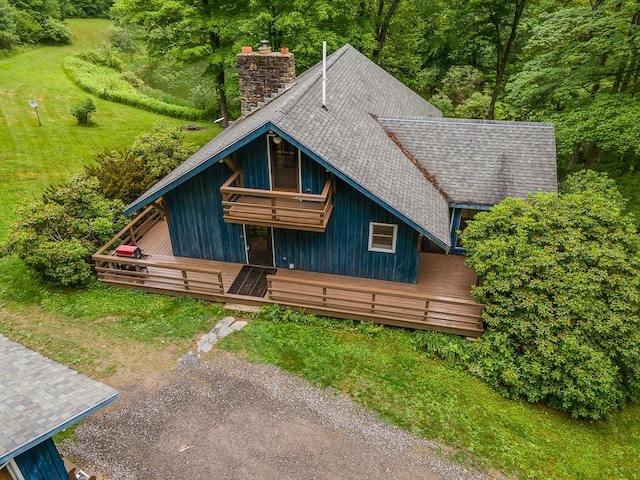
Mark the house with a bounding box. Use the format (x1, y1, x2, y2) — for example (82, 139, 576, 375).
(0, 335, 117, 480)
(93, 43, 557, 337)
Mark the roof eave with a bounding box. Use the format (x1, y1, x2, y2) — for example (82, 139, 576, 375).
(124, 123, 274, 216)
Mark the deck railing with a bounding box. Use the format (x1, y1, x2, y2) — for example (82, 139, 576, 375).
(92, 205, 225, 296)
(94, 205, 163, 256)
(92, 255, 225, 296)
(220, 170, 334, 232)
(266, 274, 484, 337)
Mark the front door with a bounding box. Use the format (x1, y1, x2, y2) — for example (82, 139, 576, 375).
(245, 225, 274, 266)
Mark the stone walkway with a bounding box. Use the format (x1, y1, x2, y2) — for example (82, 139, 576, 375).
(196, 316, 248, 354)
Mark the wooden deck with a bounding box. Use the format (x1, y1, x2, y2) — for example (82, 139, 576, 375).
(93, 210, 484, 337)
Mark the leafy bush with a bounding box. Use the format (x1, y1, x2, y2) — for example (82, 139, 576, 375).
(40, 18, 71, 44)
(454, 92, 492, 119)
(2, 176, 127, 286)
(85, 123, 198, 204)
(410, 330, 475, 369)
(63, 56, 206, 120)
(0, 0, 18, 50)
(427, 92, 454, 117)
(78, 47, 125, 71)
(71, 98, 96, 125)
(463, 171, 640, 419)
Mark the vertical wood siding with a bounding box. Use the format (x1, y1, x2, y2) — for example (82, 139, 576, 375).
(273, 177, 420, 283)
(301, 152, 326, 194)
(14, 439, 68, 480)
(164, 135, 420, 283)
(236, 136, 270, 189)
(166, 163, 246, 263)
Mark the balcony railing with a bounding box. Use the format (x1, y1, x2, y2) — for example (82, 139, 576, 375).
(220, 170, 334, 232)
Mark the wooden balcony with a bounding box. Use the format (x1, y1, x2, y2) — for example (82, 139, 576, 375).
(92, 208, 484, 337)
(220, 170, 334, 232)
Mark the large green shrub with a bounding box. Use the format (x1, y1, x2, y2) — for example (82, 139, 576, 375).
(85, 123, 198, 204)
(2, 176, 127, 286)
(462, 171, 640, 419)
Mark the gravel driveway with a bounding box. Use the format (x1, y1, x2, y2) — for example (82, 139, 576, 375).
(61, 352, 488, 480)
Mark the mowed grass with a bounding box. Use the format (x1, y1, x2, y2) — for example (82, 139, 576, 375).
(0, 18, 218, 238)
(0, 19, 224, 380)
(220, 315, 640, 480)
(0, 255, 226, 380)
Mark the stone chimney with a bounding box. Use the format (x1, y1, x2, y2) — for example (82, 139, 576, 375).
(237, 41, 295, 116)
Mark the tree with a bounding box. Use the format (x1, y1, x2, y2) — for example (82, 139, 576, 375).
(8, 0, 72, 44)
(505, 0, 640, 169)
(111, 0, 419, 121)
(0, 0, 19, 50)
(2, 176, 127, 286)
(461, 0, 528, 119)
(85, 123, 197, 204)
(462, 171, 640, 419)
(111, 0, 251, 125)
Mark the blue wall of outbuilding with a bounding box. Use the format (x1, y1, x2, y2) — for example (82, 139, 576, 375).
(163, 135, 420, 283)
(14, 439, 68, 480)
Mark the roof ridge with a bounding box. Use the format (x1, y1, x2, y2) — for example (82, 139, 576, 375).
(379, 116, 555, 128)
(375, 115, 449, 199)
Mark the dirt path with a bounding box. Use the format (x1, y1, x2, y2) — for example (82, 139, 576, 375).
(60, 351, 489, 480)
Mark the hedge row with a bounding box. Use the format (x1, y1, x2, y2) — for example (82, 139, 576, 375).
(63, 56, 206, 121)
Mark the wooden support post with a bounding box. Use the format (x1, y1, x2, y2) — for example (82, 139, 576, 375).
(322, 287, 327, 307)
(218, 272, 224, 294)
(371, 293, 376, 314)
(129, 227, 137, 245)
(222, 156, 238, 172)
(423, 299, 429, 322)
(271, 197, 277, 221)
(267, 278, 273, 300)
(182, 270, 190, 290)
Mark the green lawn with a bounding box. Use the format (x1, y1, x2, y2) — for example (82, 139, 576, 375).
(0, 18, 218, 239)
(220, 312, 640, 480)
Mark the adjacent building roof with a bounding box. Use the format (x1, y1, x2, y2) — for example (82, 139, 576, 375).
(126, 44, 557, 249)
(0, 335, 118, 464)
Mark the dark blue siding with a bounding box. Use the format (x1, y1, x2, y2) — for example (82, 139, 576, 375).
(236, 136, 270, 190)
(301, 152, 326, 194)
(164, 134, 419, 283)
(165, 163, 246, 263)
(273, 177, 420, 283)
(14, 439, 68, 480)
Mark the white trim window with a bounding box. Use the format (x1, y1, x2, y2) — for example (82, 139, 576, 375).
(368, 222, 398, 253)
(0, 460, 26, 480)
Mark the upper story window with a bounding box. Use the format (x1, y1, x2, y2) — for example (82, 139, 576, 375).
(268, 134, 299, 192)
(368, 222, 398, 253)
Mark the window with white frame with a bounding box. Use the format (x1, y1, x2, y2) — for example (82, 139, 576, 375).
(368, 222, 398, 253)
(0, 460, 26, 480)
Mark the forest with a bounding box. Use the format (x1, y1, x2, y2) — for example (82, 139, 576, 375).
(3, 0, 639, 217)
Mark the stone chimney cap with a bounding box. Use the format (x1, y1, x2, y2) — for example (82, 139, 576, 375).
(258, 40, 272, 54)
